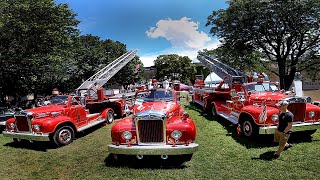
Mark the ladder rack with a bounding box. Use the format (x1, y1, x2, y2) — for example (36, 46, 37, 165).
(77, 50, 137, 96)
(197, 52, 246, 84)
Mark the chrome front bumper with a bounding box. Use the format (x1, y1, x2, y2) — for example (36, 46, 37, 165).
(108, 143, 199, 155)
(2, 131, 50, 141)
(259, 121, 320, 134)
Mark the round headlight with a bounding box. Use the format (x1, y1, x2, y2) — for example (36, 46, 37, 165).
(122, 131, 132, 140)
(271, 114, 279, 121)
(33, 124, 40, 132)
(171, 130, 182, 140)
(9, 123, 15, 129)
(309, 111, 315, 118)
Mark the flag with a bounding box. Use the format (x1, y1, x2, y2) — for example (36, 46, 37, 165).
(259, 104, 267, 123)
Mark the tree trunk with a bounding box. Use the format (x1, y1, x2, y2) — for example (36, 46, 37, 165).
(285, 66, 296, 91)
(278, 59, 287, 90)
(277, 58, 296, 91)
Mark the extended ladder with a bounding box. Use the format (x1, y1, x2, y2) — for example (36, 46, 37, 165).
(197, 52, 246, 84)
(77, 50, 137, 96)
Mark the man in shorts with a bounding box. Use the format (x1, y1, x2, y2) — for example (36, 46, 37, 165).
(274, 100, 293, 159)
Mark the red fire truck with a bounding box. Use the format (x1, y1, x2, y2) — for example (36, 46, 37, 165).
(193, 53, 320, 137)
(4, 93, 114, 146)
(108, 88, 198, 162)
(3, 51, 138, 146)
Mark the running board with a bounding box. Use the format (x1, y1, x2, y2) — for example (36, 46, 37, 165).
(77, 117, 105, 132)
(86, 113, 100, 119)
(194, 100, 204, 107)
(217, 112, 238, 124)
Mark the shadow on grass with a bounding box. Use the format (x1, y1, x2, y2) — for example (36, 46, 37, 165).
(76, 123, 106, 139)
(3, 123, 106, 151)
(185, 103, 216, 121)
(104, 154, 188, 169)
(0, 126, 5, 134)
(251, 151, 275, 161)
(3, 141, 52, 152)
(185, 103, 318, 149)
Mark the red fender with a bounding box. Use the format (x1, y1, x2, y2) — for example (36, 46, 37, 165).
(33, 116, 74, 133)
(101, 108, 114, 119)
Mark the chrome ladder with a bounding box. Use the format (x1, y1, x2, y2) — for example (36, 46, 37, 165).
(197, 52, 246, 84)
(76, 50, 137, 96)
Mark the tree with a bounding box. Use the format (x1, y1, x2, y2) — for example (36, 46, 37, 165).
(70, 35, 144, 89)
(0, 0, 79, 102)
(201, 44, 265, 73)
(111, 56, 144, 86)
(154, 54, 195, 84)
(0, 0, 143, 106)
(206, 0, 320, 90)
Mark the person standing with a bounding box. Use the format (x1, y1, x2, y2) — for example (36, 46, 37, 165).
(163, 76, 170, 90)
(274, 100, 293, 159)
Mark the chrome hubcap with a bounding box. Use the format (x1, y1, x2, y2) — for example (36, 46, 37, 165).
(245, 125, 250, 131)
(59, 129, 71, 143)
(107, 112, 113, 122)
(243, 122, 252, 135)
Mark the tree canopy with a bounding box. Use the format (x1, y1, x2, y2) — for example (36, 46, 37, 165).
(206, 0, 320, 90)
(0, 0, 143, 106)
(154, 54, 195, 84)
(0, 0, 79, 102)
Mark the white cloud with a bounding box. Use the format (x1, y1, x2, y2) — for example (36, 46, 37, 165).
(146, 17, 211, 49)
(140, 40, 220, 67)
(140, 55, 158, 67)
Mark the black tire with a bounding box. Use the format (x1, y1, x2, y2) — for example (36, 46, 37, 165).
(241, 120, 258, 137)
(174, 154, 193, 165)
(203, 101, 207, 111)
(211, 104, 217, 117)
(13, 138, 21, 143)
(105, 153, 124, 166)
(105, 110, 114, 124)
(182, 154, 193, 162)
(52, 126, 75, 147)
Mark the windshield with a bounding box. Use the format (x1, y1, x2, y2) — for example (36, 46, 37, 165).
(136, 90, 174, 102)
(195, 75, 203, 80)
(46, 95, 68, 105)
(246, 83, 279, 92)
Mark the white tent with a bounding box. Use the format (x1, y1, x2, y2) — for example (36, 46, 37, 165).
(204, 72, 222, 84)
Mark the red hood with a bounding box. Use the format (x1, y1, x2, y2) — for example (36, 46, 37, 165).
(26, 105, 65, 114)
(249, 92, 286, 106)
(133, 101, 177, 114)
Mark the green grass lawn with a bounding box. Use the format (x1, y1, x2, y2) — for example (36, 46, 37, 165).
(0, 103, 320, 179)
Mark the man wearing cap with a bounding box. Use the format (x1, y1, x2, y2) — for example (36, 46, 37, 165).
(274, 100, 293, 159)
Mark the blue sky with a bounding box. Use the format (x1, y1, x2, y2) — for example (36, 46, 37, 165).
(55, 0, 228, 66)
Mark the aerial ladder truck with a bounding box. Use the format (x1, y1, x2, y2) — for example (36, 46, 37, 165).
(76, 50, 138, 118)
(192, 52, 247, 111)
(77, 50, 137, 97)
(195, 52, 320, 138)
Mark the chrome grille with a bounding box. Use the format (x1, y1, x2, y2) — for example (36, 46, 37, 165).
(288, 103, 306, 122)
(15, 115, 30, 132)
(138, 120, 164, 143)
